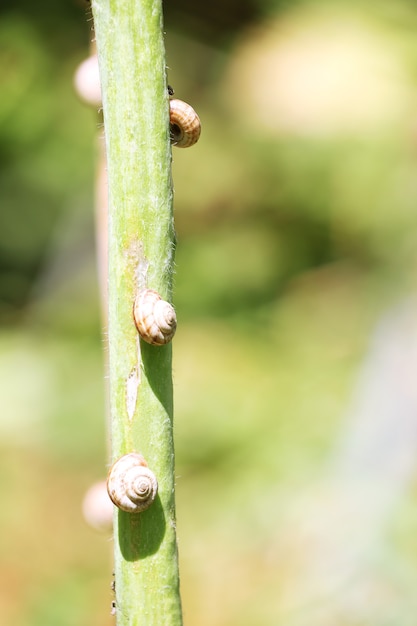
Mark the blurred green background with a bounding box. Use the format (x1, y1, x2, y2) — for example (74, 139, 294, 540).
(2, 0, 417, 624)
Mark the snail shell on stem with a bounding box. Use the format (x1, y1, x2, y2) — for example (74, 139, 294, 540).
(133, 289, 177, 345)
(170, 99, 201, 148)
(107, 453, 158, 513)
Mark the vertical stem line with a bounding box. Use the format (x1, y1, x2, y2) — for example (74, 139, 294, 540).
(91, 0, 182, 624)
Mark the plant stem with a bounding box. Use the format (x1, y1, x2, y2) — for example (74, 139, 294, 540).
(91, 1, 182, 624)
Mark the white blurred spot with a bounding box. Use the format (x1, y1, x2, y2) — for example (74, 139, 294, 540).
(82, 480, 113, 532)
(74, 54, 102, 108)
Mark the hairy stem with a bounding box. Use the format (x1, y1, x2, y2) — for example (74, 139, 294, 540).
(91, 0, 182, 624)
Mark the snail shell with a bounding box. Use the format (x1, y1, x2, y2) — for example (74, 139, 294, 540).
(133, 289, 177, 345)
(169, 99, 201, 148)
(107, 453, 158, 513)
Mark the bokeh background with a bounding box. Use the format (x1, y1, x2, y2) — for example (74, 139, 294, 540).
(2, 0, 417, 624)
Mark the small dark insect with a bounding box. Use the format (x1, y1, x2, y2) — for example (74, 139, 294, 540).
(111, 600, 116, 616)
(168, 84, 175, 96)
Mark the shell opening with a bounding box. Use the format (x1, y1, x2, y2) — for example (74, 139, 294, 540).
(170, 123, 183, 144)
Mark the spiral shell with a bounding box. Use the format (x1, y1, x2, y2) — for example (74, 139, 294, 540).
(133, 289, 177, 345)
(170, 99, 201, 148)
(107, 453, 158, 513)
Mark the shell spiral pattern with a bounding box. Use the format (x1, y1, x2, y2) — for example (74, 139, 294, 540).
(107, 453, 158, 513)
(134, 289, 177, 345)
(169, 99, 201, 148)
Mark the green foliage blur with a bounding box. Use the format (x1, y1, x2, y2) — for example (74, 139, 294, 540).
(2, 0, 417, 624)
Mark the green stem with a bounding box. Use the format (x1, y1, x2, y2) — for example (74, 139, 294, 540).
(91, 1, 182, 624)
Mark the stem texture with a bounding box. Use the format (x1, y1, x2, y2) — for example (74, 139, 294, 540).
(91, 0, 182, 624)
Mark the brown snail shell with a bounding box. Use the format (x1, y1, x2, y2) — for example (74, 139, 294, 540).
(133, 289, 177, 345)
(107, 453, 158, 513)
(169, 99, 201, 148)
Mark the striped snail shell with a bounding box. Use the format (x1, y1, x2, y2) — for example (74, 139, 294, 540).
(133, 289, 177, 345)
(107, 453, 158, 513)
(169, 99, 201, 148)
